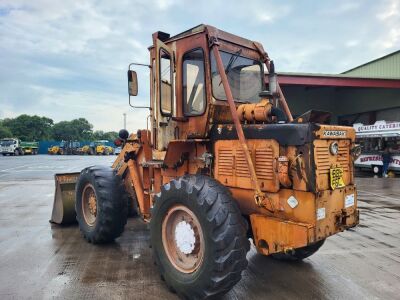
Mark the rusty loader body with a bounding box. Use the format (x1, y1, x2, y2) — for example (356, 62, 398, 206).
(51, 25, 360, 299)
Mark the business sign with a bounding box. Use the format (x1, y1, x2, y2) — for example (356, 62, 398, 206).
(355, 154, 400, 169)
(354, 121, 400, 133)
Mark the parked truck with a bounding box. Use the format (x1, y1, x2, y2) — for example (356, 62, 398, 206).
(0, 138, 39, 156)
(51, 25, 360, 299)
(354, 120, 400, 174)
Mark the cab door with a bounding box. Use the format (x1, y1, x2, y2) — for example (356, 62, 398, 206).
(154, 39, 177, 151)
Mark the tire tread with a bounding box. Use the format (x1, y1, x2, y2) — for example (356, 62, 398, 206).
(151, 175, 249, 299)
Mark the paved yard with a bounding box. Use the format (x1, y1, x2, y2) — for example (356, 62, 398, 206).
(0, 155, 399, 299)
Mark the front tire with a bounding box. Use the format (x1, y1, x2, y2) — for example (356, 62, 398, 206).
(271, 239, 325, 261)
(150, 175, 249, 299)
(75, 166, 128, 243)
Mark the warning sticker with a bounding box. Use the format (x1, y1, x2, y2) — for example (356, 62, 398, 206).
(345, 194, 355, 208)
(317, 207, 326, 220)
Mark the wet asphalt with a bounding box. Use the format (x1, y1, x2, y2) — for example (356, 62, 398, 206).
(0, 155, 399, 299)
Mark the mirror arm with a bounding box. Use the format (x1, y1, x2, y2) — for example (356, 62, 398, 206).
(129, 62, 151, 69)
(128, 62, 152, 109)
(128, 96, 152, 110)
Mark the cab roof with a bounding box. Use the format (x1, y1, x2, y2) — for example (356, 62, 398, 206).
(151, 24, 260, 51)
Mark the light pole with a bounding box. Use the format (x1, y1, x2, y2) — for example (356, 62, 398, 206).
(123, 113, 127, 130)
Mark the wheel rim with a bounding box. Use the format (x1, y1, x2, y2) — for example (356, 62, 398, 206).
(82, 184, 97, 226)
(162, 205, 205, 274)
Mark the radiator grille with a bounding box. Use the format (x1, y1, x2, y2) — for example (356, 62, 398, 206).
(235, 149, 251, 177)
(218, 148, 233, 176)
(218, 148, 274, 179)
(315, 141, 350, 175)
(255, 148, 274, 180)
(215, 140, 279, 192)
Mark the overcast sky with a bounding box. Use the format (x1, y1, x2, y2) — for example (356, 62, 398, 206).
(0, 0, 399, 131)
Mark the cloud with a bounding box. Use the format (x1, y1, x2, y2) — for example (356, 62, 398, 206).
(374, 0, 400, 51)
(0, 0, 398, 132)
(377, 0, 399, 20)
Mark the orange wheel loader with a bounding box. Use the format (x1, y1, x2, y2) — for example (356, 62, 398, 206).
(51, 25, 360, 299)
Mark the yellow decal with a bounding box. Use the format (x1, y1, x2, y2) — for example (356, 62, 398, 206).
(330, 167, 345, 189)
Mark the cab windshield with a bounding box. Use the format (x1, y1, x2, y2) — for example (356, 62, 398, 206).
(211, 50, 263, 103)
(0, 140, 13, 146)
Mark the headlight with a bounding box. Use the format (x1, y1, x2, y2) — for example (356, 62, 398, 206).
(329, 142, 339, 155)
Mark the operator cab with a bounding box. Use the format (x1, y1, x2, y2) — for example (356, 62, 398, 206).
(127, 24, 287, 151)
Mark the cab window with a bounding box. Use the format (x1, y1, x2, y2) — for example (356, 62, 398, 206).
(160, 49, 172, 115)
(183, 48, 206, 115)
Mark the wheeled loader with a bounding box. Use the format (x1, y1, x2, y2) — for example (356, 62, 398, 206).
(51, 25, 360, 299)
(48, 141, 80, 155)
(81, 140, 113, 155)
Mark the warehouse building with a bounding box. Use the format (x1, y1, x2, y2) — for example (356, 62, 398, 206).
(279, 50, 400, 125)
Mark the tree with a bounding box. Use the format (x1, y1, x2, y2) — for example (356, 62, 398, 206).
(0, 115, 116, 141)
(71, 118, 93, 140)
(1, 115, 53, 141)
(0, 125, 13, 139)
(52, 121, 75, 140)
(92, 130, 118, 141)
(52, 118, 93, 140)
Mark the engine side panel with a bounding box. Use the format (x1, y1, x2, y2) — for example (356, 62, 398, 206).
(214, 139, 279, 193)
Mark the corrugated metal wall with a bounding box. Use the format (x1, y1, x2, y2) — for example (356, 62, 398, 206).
(342, 51, 400, 79)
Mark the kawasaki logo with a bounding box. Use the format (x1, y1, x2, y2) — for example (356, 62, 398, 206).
(323, 130, 346, 137)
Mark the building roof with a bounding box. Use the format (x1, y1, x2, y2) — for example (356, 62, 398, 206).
(341, 50, 400, 79)
(276, 72, 400, 88)
(276, 50, 400, 88)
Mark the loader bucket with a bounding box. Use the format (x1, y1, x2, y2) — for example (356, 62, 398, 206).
(50, 172, 80, 225)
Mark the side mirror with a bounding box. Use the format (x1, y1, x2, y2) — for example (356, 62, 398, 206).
(268, 60, 278, 95)
(127, 70, 138, 96)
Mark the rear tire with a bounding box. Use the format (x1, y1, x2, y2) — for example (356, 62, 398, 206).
(271, 239, 325, 261)
(150, 175, 249, 299)
(75, 166, 128, 243)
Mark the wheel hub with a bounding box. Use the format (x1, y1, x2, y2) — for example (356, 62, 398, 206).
(82, 184, 97, 226)
(174, 221, 196, 254)
(162, 205, 204, 273)
(88, 194, 97, 215)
